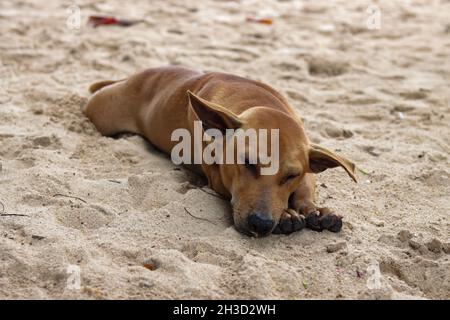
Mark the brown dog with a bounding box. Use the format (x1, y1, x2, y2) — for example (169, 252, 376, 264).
(84, 66, 357, 237)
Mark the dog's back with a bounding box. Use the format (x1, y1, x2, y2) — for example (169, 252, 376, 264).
(85, 66, 300, 150)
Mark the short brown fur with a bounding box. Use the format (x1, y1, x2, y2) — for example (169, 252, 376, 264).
(84, 66, 357, 237)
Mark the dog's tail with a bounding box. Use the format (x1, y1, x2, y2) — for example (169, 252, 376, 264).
(89, 79, 125, 94)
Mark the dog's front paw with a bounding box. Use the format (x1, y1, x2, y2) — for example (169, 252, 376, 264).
(306, 207, 343, 233)
(273, 209, 306, 235)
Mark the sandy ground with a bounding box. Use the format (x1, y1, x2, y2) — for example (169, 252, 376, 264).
(0, 0, 449, 299)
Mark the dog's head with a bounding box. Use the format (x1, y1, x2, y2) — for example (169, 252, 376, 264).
(188, 91, 356, 237)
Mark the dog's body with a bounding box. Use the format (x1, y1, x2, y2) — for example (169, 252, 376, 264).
(84, 66, 356, 237)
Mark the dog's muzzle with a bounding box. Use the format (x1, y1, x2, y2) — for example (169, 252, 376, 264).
(247, 212, 275, 237)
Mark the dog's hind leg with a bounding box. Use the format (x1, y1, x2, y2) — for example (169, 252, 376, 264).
(83, 78, 140, 136)
(89, 79, 125, 94)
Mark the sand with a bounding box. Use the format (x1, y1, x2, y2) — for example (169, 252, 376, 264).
(0, 0, 449, 299)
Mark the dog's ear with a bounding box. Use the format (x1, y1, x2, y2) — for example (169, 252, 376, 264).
(308, 143, 357, 182)
(187, 90, 242, 132)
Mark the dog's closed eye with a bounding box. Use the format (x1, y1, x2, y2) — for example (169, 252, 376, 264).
(280, 172, 300, 185)
(244, 157, 258, 176)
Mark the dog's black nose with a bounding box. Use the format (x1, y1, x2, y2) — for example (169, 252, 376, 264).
(248, 212, 275, 236)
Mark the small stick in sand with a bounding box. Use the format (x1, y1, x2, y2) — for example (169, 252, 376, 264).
(198, 187, 226, 200)
(52, 193, 87, 203)
(0, 200, 29, 217)
(0, 213, 29, 217)
(184, 207, 217, 225)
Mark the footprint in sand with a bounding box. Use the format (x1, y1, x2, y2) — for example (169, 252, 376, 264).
(399, 89, 429, 100)
(358, 145, 391, 157)
(0, 134, 60, 168)
(181, 241, 239, 267)
(309, 121, 353, 140)
(306, 56, 348, 77)
(273, 62, 302, 72)
(127, 173, 185, 210)
(377, 231, 450, 298)
(43, 93, 94, 134)
(54, 203, 116, 230)
(30, 135, 61, 149)
(410, 169, 450, 187)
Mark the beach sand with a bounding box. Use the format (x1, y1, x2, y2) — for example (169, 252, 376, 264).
(0, 0, 449, 299)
